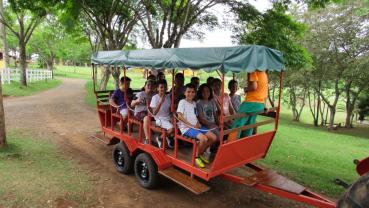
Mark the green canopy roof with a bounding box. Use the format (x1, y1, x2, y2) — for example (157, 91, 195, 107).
(91, 45, 284, 73)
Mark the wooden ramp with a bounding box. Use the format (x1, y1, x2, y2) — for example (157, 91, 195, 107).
(159, 167, 210, 195)
(242, 169, 305, 194)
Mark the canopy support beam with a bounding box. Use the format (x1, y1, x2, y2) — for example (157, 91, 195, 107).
(220, 73, 225, 145)
(92, 64, 96, 94)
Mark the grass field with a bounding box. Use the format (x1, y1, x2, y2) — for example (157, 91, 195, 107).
(3, 79, 62, 97)
(259, 118, 369, 198)
(54, 65, 93, 79)
(66, 65, 369, 198)
(0, 131, 96, 207)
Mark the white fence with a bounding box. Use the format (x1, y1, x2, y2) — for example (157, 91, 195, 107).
(0, 68, 52, 84)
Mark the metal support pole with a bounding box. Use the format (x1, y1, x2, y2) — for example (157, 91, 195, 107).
(123, 66, 130, 135)
(220, 73, 225, 145)
(92, 64, 96, 94)
(171, 69, 178, 158)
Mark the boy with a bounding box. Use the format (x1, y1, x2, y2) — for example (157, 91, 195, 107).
(150, 79, 173, 148)
(157, 71, 166, 81)
(110, 76, 130, 121)
(177, 83, 217, 168)
(190, 76, 200, 91)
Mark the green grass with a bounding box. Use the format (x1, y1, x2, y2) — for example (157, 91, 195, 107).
(54, 65, 93, 79)
(85, 81, 99, 107)
(3, 79, 62, 97)
(259, 117, 369, 198)
(0, 131, 97, 207)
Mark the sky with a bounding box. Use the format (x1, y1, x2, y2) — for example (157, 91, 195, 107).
(177, 0, 272, 48)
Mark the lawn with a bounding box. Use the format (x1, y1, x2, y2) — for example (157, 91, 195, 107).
(0, 131, 97, 207)
(81, 66, 368, 198)
(54, 65, 93, 79)
(259, 117, 369, 198)
(3, 79, 62, 97)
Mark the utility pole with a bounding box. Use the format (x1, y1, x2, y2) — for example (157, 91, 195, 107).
(0, 0, 7, 148)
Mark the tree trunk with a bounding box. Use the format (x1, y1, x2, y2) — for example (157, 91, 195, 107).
(328, 107, 336, 130)
(0, 0, 8, 68)
(19, 39, 27, 86)
(315, 83, 321, 126)
(99, 66, 111, 90)
(345, 108, 353, 128)
(268, 84, 276, 107)
(319, 103, 328, 126)
(0, 73, 5, 148)
(110, 67, 121, 89)
(308, 89, 319, 126)
(0, 0, 7, 148)
(46, 59, 54, 79)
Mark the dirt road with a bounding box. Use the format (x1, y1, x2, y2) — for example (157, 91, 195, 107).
(4, 78, 309, 208)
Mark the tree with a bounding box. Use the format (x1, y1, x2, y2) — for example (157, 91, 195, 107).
(0, 0, 6, 148)
(232, 2, 312, 121)
(133, 0, 219, 48)
(61, 0, 139, 89)
(29, 17, 92, 73)
(304, 1, 369, 129)
(28, 17, 61, 75)
(0, 0, 56, 86)
(343, 56, 369, 127)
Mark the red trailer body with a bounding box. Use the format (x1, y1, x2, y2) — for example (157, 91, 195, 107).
(90, 46, 340, 208)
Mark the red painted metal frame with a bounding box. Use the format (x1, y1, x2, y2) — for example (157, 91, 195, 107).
(210, 131, 276, 178)
(220, 163, 336, 208)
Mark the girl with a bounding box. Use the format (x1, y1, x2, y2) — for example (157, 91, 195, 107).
(196, 83, 219, 136)
(196, 84, 220, 158)
(212, 78, 235, 128)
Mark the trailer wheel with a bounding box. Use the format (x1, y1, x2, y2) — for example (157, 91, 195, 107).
(112, 142, 133, 174)
(134, 153, 159, 189)
(337, 173, 369, 207)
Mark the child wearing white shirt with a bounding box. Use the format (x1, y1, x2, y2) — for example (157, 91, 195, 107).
(150, 80, 174, 148)
(177, 83, 217, 168)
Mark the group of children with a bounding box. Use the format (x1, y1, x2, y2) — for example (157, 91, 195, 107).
(110, 71, 243, 168)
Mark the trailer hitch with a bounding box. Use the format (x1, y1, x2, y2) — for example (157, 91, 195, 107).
(333, 178, 350, 189)
(333, 159, 363, 189)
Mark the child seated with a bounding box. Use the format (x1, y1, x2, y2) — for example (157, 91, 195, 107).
(212, 78, 235, 129)
(177, 83, 217, 168)
(131, 80, 156, 120)
(229, 80, 241, 112)
(149, 79, 173, 148)
(131, 80, 156, 143)
(196, 83, 220, 138)
(109, 77, 129, 121)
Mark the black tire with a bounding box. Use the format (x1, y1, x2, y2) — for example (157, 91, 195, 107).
(134, 153, 159, 189)
(337, 173, 369, 208)
(112, 142, 133, 174)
